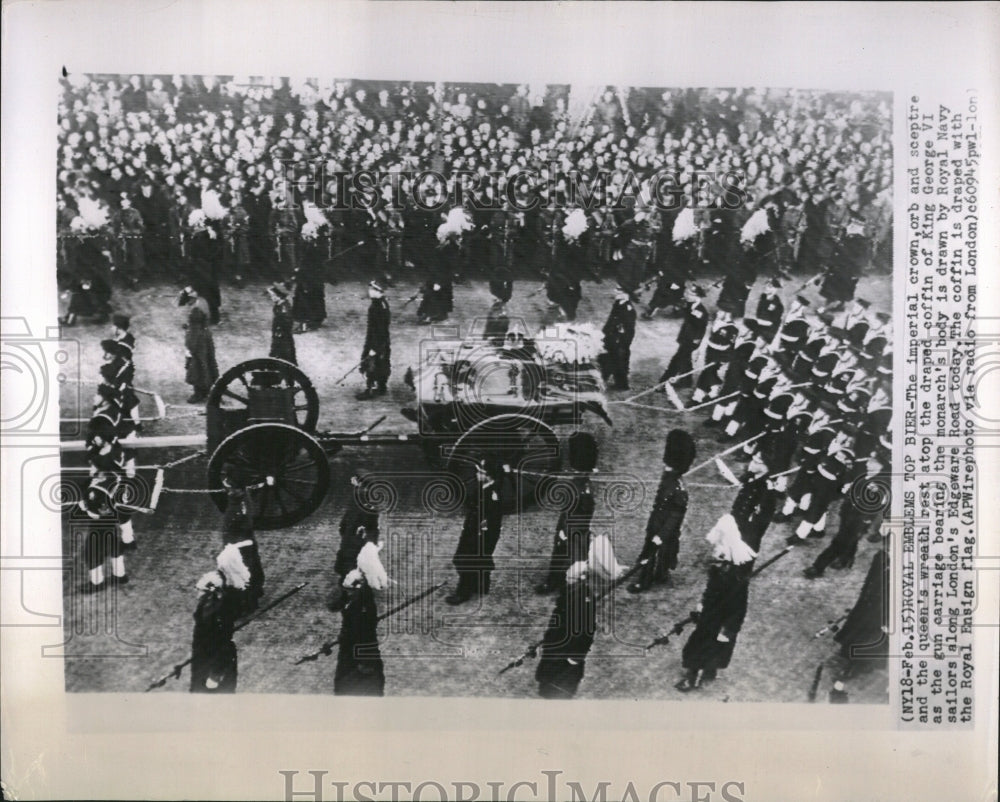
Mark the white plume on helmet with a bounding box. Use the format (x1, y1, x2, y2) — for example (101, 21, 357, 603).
(216, 543, 251, 590)
(357, 541, 389, 590)
(705, 514, 757, 565)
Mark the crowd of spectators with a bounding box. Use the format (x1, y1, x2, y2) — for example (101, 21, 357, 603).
(57, 74, 893, 299)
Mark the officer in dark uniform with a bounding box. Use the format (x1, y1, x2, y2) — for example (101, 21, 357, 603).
(535, 559, 596, 699)
(266, 282, 297, 365)
(334, 569, 386, 696)
(357, 278, 391, 400)
(660, 284, 708, 389)
(190, 569, 241, 693)
(628, 429, 696, 594)
(748, 277, 784, 343)
(536, 433, 598, 595)
(676, 546, 751, 693)
(598, 285, 637, 390)
(446, 459, 504, 605)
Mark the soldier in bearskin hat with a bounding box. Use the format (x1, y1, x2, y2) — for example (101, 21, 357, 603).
(220, 482, 265, 614)
(535, 432, 598, 595)
(628, 429, 696, 594)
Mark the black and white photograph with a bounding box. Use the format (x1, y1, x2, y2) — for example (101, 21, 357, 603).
(2, 3, 997, 801)
(53, 71, 895, 702)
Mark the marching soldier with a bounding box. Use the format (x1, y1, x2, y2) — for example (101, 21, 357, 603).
(334, 568, 386, 696)
(599, 285, 637, 390)
(786, 445, 855, 543)
(331, 471, 380, 611)
(190, 569, 241, 693)
(535, 559, 596, 699)
(628, 429, 696, 594)
(705, 325, 757, 428)
(828, 298, 872, 348)
(77, 476, 130, 593)
(660, 284, 708, 389)
(357, 278, 391, 400)
(220, 485, 265, 614)
(691, 310, 738, 405)
(446, 459, 504, 605)
(536, 433, 598, 595)
(805, 445, 886, 578)
(773, 295, 812, 356)
(266, 281, 297, 365)
(676, 516, 755, 692)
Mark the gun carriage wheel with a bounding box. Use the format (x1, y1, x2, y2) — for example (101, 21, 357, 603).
(207, 422, 330, 530)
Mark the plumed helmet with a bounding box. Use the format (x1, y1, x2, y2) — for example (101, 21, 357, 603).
(568, 431, 598, 472)
(663, 429, 696, 474)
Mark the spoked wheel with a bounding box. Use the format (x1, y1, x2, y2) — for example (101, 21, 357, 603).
(207, 358, 320, 431)
(447, 413, 561, 513)
(207, 422, 330, 529)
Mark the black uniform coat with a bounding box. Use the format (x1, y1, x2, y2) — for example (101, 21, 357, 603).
(599, 297, 637, 387)
(361, 296, 391, 386)
(681, 561, 750, 673)
(637, 469, 688, 582)
(542, 477, 596, 589)
(190, 587, 241, 693)
(535, 578, 597, 699)
(269, 298, 297, 365)
(452, 480, 504, 579)
(334, 583, 385, 696)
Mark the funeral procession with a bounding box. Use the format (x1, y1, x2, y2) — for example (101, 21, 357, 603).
(56, 75, 893, 703)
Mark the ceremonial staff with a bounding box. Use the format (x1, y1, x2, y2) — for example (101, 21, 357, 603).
(145, 582, 308, 691)
(293, 580, 446, 665)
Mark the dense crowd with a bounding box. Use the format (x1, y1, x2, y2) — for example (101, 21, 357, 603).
(57, 75, 892, 322)
(64, 75, 894, 699)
